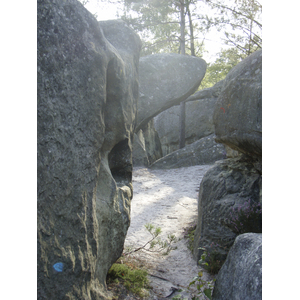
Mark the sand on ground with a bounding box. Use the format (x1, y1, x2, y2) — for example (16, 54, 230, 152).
(123, 165, 216, 299)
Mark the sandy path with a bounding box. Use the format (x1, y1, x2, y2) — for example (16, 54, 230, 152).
(124, 165, 215, 299)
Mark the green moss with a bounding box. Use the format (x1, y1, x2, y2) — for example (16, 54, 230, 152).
(107, 262, 150, 297)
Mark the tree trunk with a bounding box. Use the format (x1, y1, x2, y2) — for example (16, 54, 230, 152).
(186, 2, 195, 56)
(179, 0, 186, 149)
(180, 0, 186, 55)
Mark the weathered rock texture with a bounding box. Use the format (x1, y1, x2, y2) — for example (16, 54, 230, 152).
(212, 233, 262, 300)
(143, 119, 163, 164)
(150, 134, 224, 169)
(154, 80, 224, 156)
(193, 157, 261, 260)
(37, 1, 141, 299)
(213, 50, 262, 157)
(132, 131, 149, 167)
(193, 50, 262, 262)
(132, 120, 163, 167)
(136, 53, 207, 131)
(186, 79, 224, 103)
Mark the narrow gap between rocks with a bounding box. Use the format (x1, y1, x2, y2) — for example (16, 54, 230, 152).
(119, 165, 216, 300)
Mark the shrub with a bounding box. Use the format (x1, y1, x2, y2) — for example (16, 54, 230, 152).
(188, 270, 216, 300)
(199, 243, 226, 275)
(124, 223, 177, 256)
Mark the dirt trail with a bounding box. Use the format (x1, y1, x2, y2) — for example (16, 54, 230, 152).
(124, 165, 216, 299)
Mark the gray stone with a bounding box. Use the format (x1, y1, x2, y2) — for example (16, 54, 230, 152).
(37, 1, 141, 299)
(213, 50, 262, 157)
(142, 119, 163, 165)
(185, 79, 224, 103)
(132, 130, 149, 167)
(149, 134, 225, 169)
(137, 53, 207, 131)
(193, 157, 262, 262)
(132, 119, 163, 167)
(212, 233, 262, 300)
(224, 145, 241, 158)
(154, 80, 224, 156)
(193, 52, 262, 264)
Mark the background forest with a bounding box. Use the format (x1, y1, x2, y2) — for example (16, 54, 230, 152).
(80, 0, 262, 89)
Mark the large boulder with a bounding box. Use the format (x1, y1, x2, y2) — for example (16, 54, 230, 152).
(212, 233, 262, 300)
(136, 53, 207, 131)
(37, 1, 141, 299)
(193, 157, 261, 261)
(154, 80, 224, 156)
(213, 50, 262, 157)
(193, 50, 262, 263)
(149, 134, 225, 169)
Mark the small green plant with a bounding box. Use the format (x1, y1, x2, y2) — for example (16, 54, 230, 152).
(107, 262, 150, 297)
(198, 244, 225, 275)
(226, 199, 262, 234)
(124, 223, 177, 256)
(188, 270, 216, 300)
(108, 224, 178, 298)
(173, 247, 217, 300)
(183, 222, 197, 252)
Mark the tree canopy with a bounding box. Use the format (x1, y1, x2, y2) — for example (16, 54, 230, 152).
(80, 0, 262, 88)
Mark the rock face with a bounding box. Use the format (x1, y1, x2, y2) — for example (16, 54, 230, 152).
(132, 120, 163, 167)
(136, 53, 207, 131)
(132, 131, 149, 167)
(150, 134, 225, 169)
(213, 50, 262, 157)
(192, 157, 261, 260)
(143, 119, 163, 165)
(193, 50, 262, 262)
(37, 1, 141, 299)
(154, 81, 224, 156)
(212, 233, 262, 300)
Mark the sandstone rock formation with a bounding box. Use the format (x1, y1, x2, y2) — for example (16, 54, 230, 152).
(192, 156, 261, 260)
(212, 233, 262, 300)
(150, 134, 225, 169)
(213, 50, 262, 157)
(136, 53, 207, 131)
(37, 1, 141, 299)
(193, 50, 262, 262)
(132, 131, 149, 167)
(143, 119, 163, 165)
(133, 120, 163, 167)
(154, 80, 224, 156)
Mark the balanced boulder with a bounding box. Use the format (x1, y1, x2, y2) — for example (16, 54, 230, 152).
(154, 80, 224, 156)
(136, 53, 207, 131)
(213, 50, 262, 157)
(37, 0, 141, 299)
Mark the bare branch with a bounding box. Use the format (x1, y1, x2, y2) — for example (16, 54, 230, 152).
(205, 0, 262, 28)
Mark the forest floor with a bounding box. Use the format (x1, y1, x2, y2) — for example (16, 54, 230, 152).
(108, 165, 216, 300)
